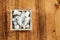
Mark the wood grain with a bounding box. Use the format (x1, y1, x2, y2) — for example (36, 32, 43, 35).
(0, 0, 4, 40)
(17, 0, 40, 40)
(55, 4, 60, 40)
(1, 0, 60, 40)
(5, 0, 16, 40)
(39, 0, 47, 40)
(45, 0, 57, 40)
(4, 0, 39, 40)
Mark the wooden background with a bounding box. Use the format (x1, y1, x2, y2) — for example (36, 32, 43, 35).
(0, 0, 60, 40)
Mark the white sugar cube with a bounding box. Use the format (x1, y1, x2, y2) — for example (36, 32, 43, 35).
(25, 11, 30, 17)
(13, 10, 21, 15)
(14, 22, 17, 25)
(25, 17, 30, 23)
(17, 20, 22, 25)
(21, 12, 25, 17)
(15, 16, 20, 20)
(18, 12, 21, 15)
(18, 17, 22, 21)
(14, 25, 19, 29)
(26, 25, 29, 28)
(13, 10, 18, 15)
(23, 17, 30, 27)
(12, 18, 16, 21)
(15, 16, 21, 19)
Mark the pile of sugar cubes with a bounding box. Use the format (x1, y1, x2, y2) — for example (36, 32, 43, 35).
(12, 10, 31, 29)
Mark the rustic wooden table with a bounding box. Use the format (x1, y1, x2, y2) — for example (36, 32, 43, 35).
(0, 0, 60, 40)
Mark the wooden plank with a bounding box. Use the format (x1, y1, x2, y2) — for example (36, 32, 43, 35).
(39, 0, 47, 40)
(2, 0, 60, 40)
(2, 0, 7, 40)
(17, 0, 40, 40)
(55, 4, 60, 40)
(55, 0, 60, 40)
(0, 0, 4, 40)
(5, 0, 16, 40)
(45, 0, 57, 40)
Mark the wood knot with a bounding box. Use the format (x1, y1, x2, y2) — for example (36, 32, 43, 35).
(55, 3, 59, 9)
(57, 0, 60, 4)
(53, 30, 55, 32)
(55, 0, 60, 9)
